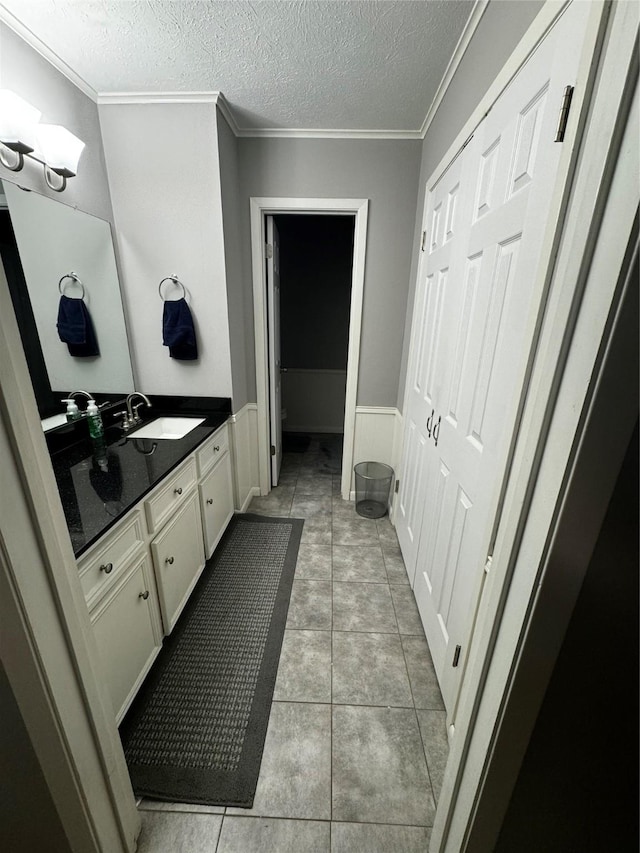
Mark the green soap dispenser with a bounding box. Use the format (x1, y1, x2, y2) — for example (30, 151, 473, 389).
(86, 398, 104, 439)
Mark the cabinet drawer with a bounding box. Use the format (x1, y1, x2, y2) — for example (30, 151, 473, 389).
(151, 491, 205, 634)
(90, 552, 162, 723)
(145, 456, 198, 534)
(79, 510, 145, 605)
(196, 424, 229, 478)
(200, 452, 234, 559)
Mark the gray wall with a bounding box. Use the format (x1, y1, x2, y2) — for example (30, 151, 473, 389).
(217, 108, 250, 411)
(237, 137, 421, 407)
(99, 102, 233, 398)
(397, 0, 544, 408)
(0, 23, 113, 223)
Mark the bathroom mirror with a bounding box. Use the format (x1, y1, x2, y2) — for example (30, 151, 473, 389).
(0, 178, 135, 421)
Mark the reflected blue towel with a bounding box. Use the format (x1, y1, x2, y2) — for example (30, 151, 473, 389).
(56, 295, 100, 357)
(162, 297, 198, 360)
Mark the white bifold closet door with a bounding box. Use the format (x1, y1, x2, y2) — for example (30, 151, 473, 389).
(396, 1, 590, 714)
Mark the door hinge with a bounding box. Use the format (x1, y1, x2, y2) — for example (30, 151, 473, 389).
(420, 230, 427, 252)
(395, 479, 400, 494)
(265, 242, 273, 259)
(452, 644, 462, 668)
(484, 554, 493, 575)
(554, 85, 574, 142)
(270, 444, 276, 456)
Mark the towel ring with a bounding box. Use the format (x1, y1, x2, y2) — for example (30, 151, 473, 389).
(58, 272, 85, 299)
(158, 275, 186, 301)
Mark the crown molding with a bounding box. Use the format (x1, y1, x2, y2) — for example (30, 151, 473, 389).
(1, 0, 486, 141)
(419, 0, 490, 139)
(0, 4, 97, 102)
(235, 127, 423, 140)
(97, 91, 220, 105)
(214, 92, 242, 137)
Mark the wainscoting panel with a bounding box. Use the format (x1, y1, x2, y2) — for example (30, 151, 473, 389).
(350, 407, 403, 511)
(229, 403, 260, 511)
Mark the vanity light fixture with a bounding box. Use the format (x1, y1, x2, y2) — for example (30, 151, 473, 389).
(0, 89, 85, 192)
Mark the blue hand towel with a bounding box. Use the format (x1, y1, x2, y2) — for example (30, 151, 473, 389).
(162, 297, 198, 360)
(56, 295, 100, 357)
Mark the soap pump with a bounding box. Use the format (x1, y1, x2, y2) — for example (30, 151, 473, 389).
(62, 398, 80, 422)
(86, 398, 104, 439)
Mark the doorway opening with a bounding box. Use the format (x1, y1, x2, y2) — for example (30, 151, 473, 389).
(266, 214, 355, 488)
(250, 197, 369, 500)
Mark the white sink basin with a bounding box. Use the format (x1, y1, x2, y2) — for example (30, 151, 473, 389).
(129, 416, 205, 440)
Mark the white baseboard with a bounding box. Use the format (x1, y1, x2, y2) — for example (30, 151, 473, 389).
(240, 486, 260, 513)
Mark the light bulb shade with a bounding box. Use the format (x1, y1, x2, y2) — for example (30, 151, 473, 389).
(36, 124, 85, 177)
(0, 89, 42, 152)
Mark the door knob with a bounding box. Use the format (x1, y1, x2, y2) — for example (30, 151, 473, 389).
(138, 590, 150, 600)
(100, 562, 113, 574)
(174, 487, 183, 495)
(433, 416, 441, 447)
(206, 498, 213, 505)
(426, 409, 434, 437)
(165, 556, 174, 565)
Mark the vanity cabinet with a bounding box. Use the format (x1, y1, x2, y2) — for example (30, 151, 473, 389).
(90, 552, 162, 722)
(77, 419, 233, 723)
(150, 490, 205, 633)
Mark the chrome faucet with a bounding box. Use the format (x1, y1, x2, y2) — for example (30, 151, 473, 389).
(115, 392, 152, 432)
(67, 389, 93, 407)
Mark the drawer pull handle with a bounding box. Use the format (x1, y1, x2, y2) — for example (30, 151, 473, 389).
(139, 590, 150, 601)
(174, 487, 183, 496)
(214, 445, 220, 452)
(166, 556, 175, 565)
(100, 562, 113, 574)
(206, 498, 214, 505)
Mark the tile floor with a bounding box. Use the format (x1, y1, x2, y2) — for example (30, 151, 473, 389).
(137, 435, 449, 853)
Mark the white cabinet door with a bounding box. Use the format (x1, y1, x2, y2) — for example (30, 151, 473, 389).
(90, 552, 162, 723)
(397, 1, 590, 714)
(199, 452, 234, 558)
(151, 490, 205, 634)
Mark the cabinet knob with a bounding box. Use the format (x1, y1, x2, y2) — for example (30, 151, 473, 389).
(206, 498, 213, 505)
(100, 562, 113, 574)
(214, 445, 220, 452)
(174, 487, 183, 495)
(138, 590, 150, 600)
(165, 556, 175, 565)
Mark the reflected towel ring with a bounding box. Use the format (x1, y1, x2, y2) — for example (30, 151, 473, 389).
(158, 275, 186, 301)
(58, 272, 85, 299)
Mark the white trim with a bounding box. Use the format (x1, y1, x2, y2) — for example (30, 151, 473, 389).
(0, 258, 138, 849)
(354, 405, 397, 417)
(240, 487, 261, 514)
(0, 5, 97, 101)
(419, 0, 490, 138)
(236, 127, 423, 140)
(430, 1, 636, 849)
(97, 91, 220, 105)
(250, 197, 368, 500)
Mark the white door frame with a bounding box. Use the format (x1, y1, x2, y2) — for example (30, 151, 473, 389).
(0, 263, 140, 851)
(250, 197, 368, 499)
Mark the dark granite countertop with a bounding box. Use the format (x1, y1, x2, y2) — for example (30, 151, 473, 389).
(50, 412, 229, 558)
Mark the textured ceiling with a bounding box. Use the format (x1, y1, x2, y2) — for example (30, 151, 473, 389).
(0, 0, 476, 132)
